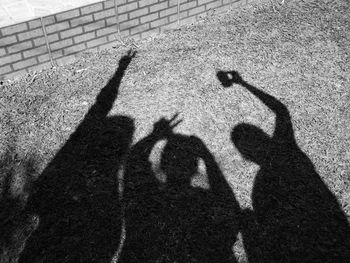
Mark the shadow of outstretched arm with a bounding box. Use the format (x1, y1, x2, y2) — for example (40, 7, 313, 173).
(70, 50, 136, 141)
(187, 136, 241, 262)
(124, 114, 182, 194)
(193, 136, 239, 208)
(19, 50, 136, 263)
(218, 70, 350, 262)
(217, 70, 294, 143)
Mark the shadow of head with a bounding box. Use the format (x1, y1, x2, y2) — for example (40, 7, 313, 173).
(231, 123, 271, 165)
(160, 135, 200, 187)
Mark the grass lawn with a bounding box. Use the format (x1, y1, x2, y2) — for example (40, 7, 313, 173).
(1, 0, 349, 262)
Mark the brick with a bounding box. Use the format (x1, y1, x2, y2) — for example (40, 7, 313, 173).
(18, 28, 44, 41)
(52, 50, 63, 59)
(180, 15, 197, 25)
(140, 13, 159, 24)
(86, 46, 98, 52)
(80, 2, 103, 15)
(0, 53, 22, 65)
(117, 14, 128, 23)
(60, 27, 83, 39)
(74, 32, 96, 43)
(56, 9, 80, 22)
(160, 21, 178, 32)
(23, 46, 47, 58)
(150, 1, 168, 12)
(104, 0, 116, 9)
(226, 0, 243, 5)
(64, 43, 86, 55)
(130, 24, 149, 35)
(38, 54, 51, 63)
(169, 0, 178, 6)
(206, 1, 221, 9)
(28, 19, 42, 29)
(198, 0, 216, 5)
(42, 16, 56, 26)
(50, 39, 73, 51)
(96, 26, 118, 37)
(150, 17, 168, 28)
(0, 48, 6, 56)
(98, 41, 117, 50)
(180, 11, 188, 19)
(120, 19, 139, 31)
(114, 31, 133, 41)
(169, 14, 178, 22)
(46, 22, 70, 34)
(106, 14, 127, 26)
(231, 0, 245, 8)
(0, 35, 17, 47)
(8, 41, 33, 54)
(139, 0, 158, 7)
(107, 33, 120, 42)
(118, 2, 138, 14)
(56, 55, 76, 66)
(94, 8, 115, 21)
(106, 17, 117, 26)
(160, 6, 178, 17)
(180, 1, 197, 11)
(34, 33, 59, 46)
(2, 69, 27, 80)
(55, 9, 80, 22)
(13, 57, 37, 70)
(28, 61, 51, 73)
(141, 28, 159, 39)
(1, 23, 28, 36)
(83, 20, 106, 32)
(189, 5, 206, 16)
(0, 65, 12, 75)
(129, 7, 148, 19)
(209, 4, 230, 13)
(70, 14, 94, 27)
(86, 36, 108, 48)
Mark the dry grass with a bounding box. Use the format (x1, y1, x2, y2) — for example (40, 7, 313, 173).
(0, 0, 349, 262)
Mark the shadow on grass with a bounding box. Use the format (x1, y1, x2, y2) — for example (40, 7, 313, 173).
(0, 147, 39, 262)
(217, 71, 350, 262)
(18, 51, 136, 263)
(120, 116, 241, 263)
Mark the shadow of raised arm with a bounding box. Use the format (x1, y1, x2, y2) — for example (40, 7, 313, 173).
(217, 70, 294, 143)
(19, 50, 136, 263)
(191, 136, 238, 202)
(218, 70, 350, 262)
(84, 50, 136, 121)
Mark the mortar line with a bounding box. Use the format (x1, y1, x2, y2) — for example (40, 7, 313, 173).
(114, 0, 120, 35)
(40, 17, 54, 67)
(177, 0, 180, 27)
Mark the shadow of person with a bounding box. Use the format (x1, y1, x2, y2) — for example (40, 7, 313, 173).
(0, 148, 39, 262)
(19, 50, 136, 263)
(120, 115, 241, 263)
(217, 71, 350, 262)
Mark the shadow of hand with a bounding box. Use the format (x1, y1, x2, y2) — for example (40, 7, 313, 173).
(118, 49, 137, 68)
(152, 113, 182, 139)
(217, 70, 243, 87)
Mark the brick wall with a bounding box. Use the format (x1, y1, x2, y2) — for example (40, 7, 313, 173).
(0, 0, 247, 80)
